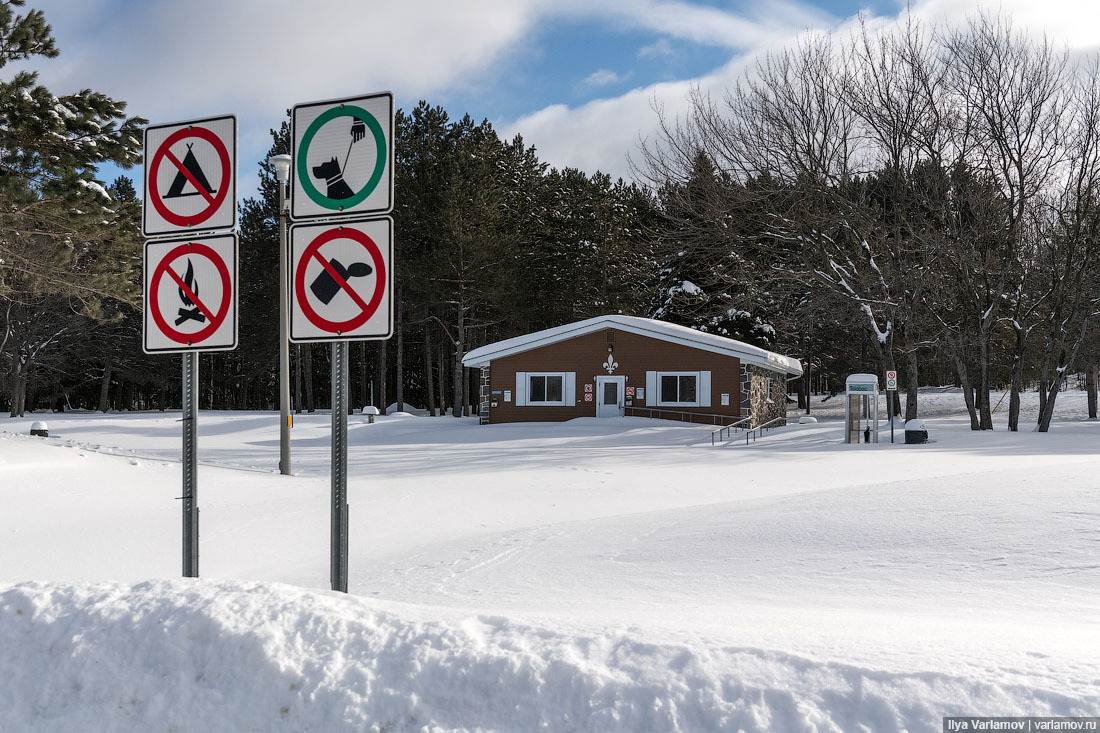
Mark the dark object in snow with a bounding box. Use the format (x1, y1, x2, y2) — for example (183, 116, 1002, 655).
(904, 419, 928, 444)
(30, 421, 48, 437)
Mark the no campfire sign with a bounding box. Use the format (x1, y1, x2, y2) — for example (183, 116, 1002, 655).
(290, 92, 393, 221)
(143, 234, 238, 353)
(288, 217, 393, 342)
(143, 115, 237, 237)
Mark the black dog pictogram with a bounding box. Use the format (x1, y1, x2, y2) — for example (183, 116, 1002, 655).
(312, 157, 355, 200)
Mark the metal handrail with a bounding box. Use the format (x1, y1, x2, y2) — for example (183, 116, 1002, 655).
(743, 416, 786, 445)
(623, 406, 736, 426)
(711, 416, 753, 445)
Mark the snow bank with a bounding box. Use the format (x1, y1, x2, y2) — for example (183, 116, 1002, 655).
(2, 580, 1094, 733)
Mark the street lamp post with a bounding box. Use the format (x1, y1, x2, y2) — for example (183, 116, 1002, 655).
(269, 154, 292, 475)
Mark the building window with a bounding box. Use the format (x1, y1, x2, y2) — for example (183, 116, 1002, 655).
(528, 373, 565, 405)
(658, 372, 699, 406)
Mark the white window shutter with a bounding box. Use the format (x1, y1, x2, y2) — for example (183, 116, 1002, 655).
(565, 372, 576, 404)
(515, 372, 527, 406)
(646, 371, 657, 403)
(699, 371, 711, 407)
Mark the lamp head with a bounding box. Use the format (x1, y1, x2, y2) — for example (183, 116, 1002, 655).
(269, 154, 292, 183)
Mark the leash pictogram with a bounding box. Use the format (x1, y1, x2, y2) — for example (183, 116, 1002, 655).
(289, 218, 393, 342)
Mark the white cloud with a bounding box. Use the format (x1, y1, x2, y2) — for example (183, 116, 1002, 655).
(503, 0, 1100, 183)
(580, 69, 625, 89)
(19, 0, 1100, 196)
(638, 38, 673, 59)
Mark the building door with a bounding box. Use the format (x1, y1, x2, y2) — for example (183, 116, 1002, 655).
(596, 376, 625, 418)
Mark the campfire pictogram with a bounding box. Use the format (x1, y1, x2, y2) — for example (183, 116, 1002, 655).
(175, 259, 206, 326)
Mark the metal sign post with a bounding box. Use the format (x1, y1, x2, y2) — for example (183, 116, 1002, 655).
(142, 114, 238, 580)
(182, 352, 199, 577)
(331, 341, 350, 592)
(886, 370, 898, 443)
(289, 91, 395, 594)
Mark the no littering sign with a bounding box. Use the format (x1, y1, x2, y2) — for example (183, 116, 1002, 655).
(289, 217, 393, 342)
(143, 234, 238, 353)
(143, 115, 237, 236)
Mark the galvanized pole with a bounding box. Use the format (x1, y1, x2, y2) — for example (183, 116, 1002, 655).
(331, 341, 349, 592)
(270, 154, 292, 475)
(182, 352, 199, 577)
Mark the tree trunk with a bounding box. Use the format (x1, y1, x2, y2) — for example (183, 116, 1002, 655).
(904, 349, 919, 421)
(376, 340, 387, 415)
(977, 333, 993, 430)
(424, 330, 436, 417)
(11, 370, 27, 417)
(452, 306, 465, 418)
(949, 343, 980, 430)
(438, 335, 446, 415)
(359, 341, 368, 411)
(98, 360, 112, 413)
(1088, 364, 1097, 419)
(303, 344, 315, 413)
(294, 344, 303, 414)
(1006, 327, 1027, 431)
(1037, 377, 1063, 432)
(395, 287, 404, 412)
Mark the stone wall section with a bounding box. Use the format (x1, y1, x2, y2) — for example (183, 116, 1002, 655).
(749, 366, 787, 428)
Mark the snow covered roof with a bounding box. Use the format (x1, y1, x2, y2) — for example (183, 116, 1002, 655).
(462, 315, 803, 376)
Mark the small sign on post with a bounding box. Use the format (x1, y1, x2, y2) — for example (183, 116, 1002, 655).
(886, 370, 897, 443)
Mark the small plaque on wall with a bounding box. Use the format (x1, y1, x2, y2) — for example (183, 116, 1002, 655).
(504, 391, 512, 402)
(636, 388, 645, 400)
(721, 393, 730, 406)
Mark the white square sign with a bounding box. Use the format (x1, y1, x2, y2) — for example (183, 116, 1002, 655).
(289, 217, 393, 342)
(143, 115, 237, 237)
(290, 92, 393, 220)
(143, 234, 238, 353)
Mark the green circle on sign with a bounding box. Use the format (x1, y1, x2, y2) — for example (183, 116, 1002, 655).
(298, 104, 387, 210)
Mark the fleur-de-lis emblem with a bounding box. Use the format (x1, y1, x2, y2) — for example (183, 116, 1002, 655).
(603, 354, 618, 374)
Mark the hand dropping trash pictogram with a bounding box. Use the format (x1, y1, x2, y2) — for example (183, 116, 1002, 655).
(310, 259, 373, 305)
(175, 259, 206, 325)
(311, 117, 366, 200)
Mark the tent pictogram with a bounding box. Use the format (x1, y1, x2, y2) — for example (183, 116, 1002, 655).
(144, 234, 238, 353)
(165, 145, 218, 199)
(289, 218, 393, 342)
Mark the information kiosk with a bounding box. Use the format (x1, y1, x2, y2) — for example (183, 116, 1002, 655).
(845, 373, 880, 444)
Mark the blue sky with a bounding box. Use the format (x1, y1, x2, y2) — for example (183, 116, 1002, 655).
(17, 0, 1098, 202)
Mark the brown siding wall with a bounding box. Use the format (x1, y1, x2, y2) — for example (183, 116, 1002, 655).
(485, 328, 742, 424)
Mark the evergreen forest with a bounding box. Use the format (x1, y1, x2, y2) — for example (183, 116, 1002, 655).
(4, 2, 1100, 432)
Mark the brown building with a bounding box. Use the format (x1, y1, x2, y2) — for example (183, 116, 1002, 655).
(462, 315, 802, 427)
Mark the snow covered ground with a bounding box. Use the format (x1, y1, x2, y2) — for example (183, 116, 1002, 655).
(2, 389, 1099, 731)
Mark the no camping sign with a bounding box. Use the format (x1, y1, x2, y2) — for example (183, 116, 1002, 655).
(290, 92, 393, 220)
(288, 217, 393, 342)
(143, 115, 237, 237)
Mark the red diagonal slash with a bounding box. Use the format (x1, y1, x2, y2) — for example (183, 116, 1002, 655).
(165, 149, 216, 205)
(309, 250, 372, 314)
(164, 265, 216, 323)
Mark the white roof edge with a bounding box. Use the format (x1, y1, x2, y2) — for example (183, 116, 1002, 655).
(462, 315, 803, 376)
